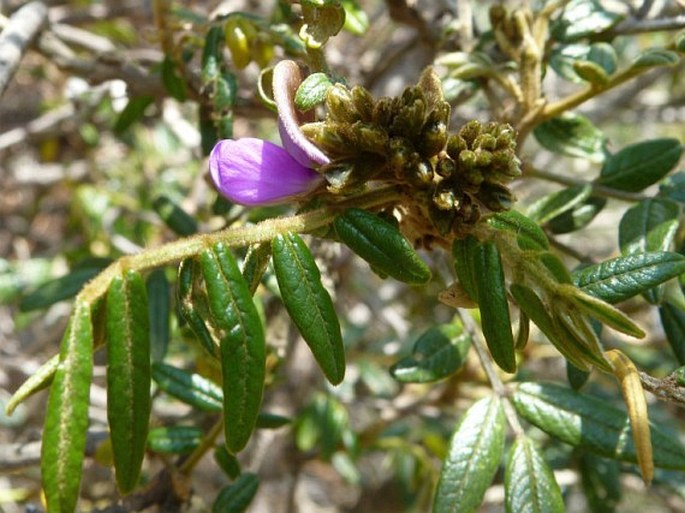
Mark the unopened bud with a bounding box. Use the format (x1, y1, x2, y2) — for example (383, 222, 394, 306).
(351, 86, 374, 122)
(436, 156, 456, 178)
(325, 84, 360, 123)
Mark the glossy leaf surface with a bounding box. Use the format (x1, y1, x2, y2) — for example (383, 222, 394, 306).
(433, 396, 505, 513)
(200, 243, 265, 453)
(390, 322, 471, 383)
(272, 233, 345, 385)
(334, 208, 431, 284)
(151, 362, 223, 412)
(212, 473, 259, 513)
(505, 436, 564, 513)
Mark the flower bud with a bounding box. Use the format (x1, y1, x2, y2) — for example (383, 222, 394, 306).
(436, 155, 456, 178)
(459, 120, 481, 145)
(325, 84, 360, 123)
(351, 85, 374, 122)
(479, 183, 515, 211)
(373, 97, 394, 127)
(446, 134, 467, 159)
(225, 18, 251, 69)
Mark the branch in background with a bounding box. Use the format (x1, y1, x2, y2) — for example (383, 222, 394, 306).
(384, 0, 435, 45)
(605, 13, 685, 36)
(639, 371, 685, 407)
(0, 1, 48, 98)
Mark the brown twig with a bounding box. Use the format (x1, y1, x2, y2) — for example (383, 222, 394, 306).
(639, 371, 685, 407)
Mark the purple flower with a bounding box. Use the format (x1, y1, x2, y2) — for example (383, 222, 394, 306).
(209, 60, 329, 206)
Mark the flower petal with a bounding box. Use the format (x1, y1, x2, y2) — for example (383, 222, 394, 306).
(273, 60, 330, 168)
(209, 138, 322, 206)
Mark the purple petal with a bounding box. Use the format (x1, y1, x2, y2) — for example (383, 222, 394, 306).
(273, 60, 330, 167)
(209, 138, 323, 206)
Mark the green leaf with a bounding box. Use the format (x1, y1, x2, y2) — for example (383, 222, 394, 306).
(295, 393, 350, 458)
(573, 60, 609, 84)
(177, 258, 218, 356)
(528, 184, 593, 225)
(272, 233, 345, 385)
(212, 473, 259, 513)
(549, 43, 617, 83)
(390, 322, 471, 383)
(335, 208, 431, 284)
(433, 396, 506, 513)
(201, 26, 223, 83)
(504, 436, 564, 513)
(241, 242, 272, 295)
(256, 412, 291, 429)
(106, 270, 151, 494)
(619, 198, 681, 303)
(631, 49, 680, 69)
(42, 301, 93, 513)
(551, 0, 623, 42)
(452, 235, 480, 302)
(113, 95, 155, 135)
(533, 113, 607, 162)
(547, 196, 606, 234)
(579, 453, 621, 513)
(152, 195, 198, 236)
(300, 3, 346, 49)
(6, 354, 59, 415)
(19, 259, 111, 312)
(151, 362, 223, 412)
(572, 252, 685, 304)
(147, 269, 170, 362)
(214, 446, 241, 479)
(659, 301, 685, 364)
(598, 138, 683, 192)
(200, 243, 265, 453)
(512, 382, 685, 469)
(566, 360, 590, 390)
(619, 198, 681, 256)
(659, 172, 685, 203)
(487, 210, 550, 250)
(161, 55, 188, 102)
(341, 0, 369, 35)
(147, 426, 203, 454)
(473, 242, 516, 373)
(295, 72, 333, 111)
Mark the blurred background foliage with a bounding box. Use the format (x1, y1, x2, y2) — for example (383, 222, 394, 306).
(1, 1, 685, 512)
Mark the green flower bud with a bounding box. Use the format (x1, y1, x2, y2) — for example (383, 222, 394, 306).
(458, 149, 477, 169)
(301, 121, 353, 157)
(436, 156, 456, 178)
(373, 97, 394, 127)
(351, 86, 374, 122)
(478, 183, 515, 211)
(433, 185, 457, 211)
(352, 122, 389, 154)
(407, 157, 434, 187)
(459, 120, 481, 146)
(325, 84, 360, 123)
(417, 67, 446, 110)
(418, 102, 450, 158)
(475, 149, 493, 167)
(390, 97, 426, 139)
(387, 137, 414, 179)
(225, 18, 251, 69)
(446, 134, 468, 159)
(473, 133, 497, 151)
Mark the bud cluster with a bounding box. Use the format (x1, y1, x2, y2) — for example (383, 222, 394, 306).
(300, 68, 521, 241)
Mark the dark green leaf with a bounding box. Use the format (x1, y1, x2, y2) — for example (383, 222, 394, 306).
(241, 242, 272, 296)
(147, 426, 203, 454)
(547, 196, 606, 234)
(151, 362, 223, 412)
(256, 412, 291, 429)
(451, 235, 480, 302)
(272, 233, 345, 385)
(335, 208, 431, 285)
(113, 95, 155, 135)
(567, 360, 590, 390)
(177, 259, 218, 356)
(473, 242, 516, 373)
(580, 453, 621, 513)
(152, 195, 198, 236)
(106, 270, 151, 494)
(161, 55, 188, 102)
(295, 72, 333, 111)
(551, 0, 623, 42)
(147, 269, 170, 362)
(214, 446, 241, 479)
(533, 113, 607, 162)
(20, 259, 111, 312)
(212, 473, 259, 513)
(390, 322, 471, 383)
(42, 301, 93, 513)
(631, 49, 679, 69)
(528, 184, 593, 225)
(619, 198, 681, 303)
(572, 252, 685, 304)
(505, 436, 564, 513)
(659, 172, 685, 203)
(433, 396, 506, 513)
(487, 210, 550, 250)
(513, 382, 685, 469)
(598, 138, 683, 192)
(201, 26, 223, 83)
(200, 243, 265, 453)
(659, 301, 685, 364)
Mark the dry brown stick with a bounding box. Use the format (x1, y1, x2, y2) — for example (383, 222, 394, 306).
(0, 1, 48, 98)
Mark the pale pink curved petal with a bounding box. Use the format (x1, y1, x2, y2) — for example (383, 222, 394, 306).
(273, 60, 330, 167)
(209, 138, 322, 206)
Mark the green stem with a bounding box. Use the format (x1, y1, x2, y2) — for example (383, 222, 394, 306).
(78, 186, 402, 304)
(179, 417, 224, 475)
